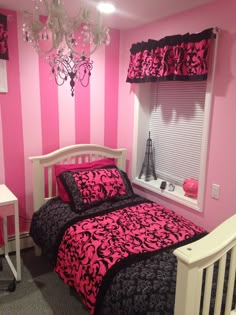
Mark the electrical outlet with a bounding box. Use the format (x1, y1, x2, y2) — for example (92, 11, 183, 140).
(212, 184, 220, 199)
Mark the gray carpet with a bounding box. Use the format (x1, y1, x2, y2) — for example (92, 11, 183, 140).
(0, 248, 90, 315)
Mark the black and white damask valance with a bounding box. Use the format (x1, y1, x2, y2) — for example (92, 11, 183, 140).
(126, 28, 214, 83)
(0, 14, 8, 60)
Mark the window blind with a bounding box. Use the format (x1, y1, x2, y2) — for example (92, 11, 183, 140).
(149, 80, 207, 185)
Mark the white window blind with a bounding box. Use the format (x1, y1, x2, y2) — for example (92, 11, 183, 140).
(149, 80, 207, 185)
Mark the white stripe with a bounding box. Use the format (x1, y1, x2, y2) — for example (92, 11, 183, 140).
(58, 80, 76, 147)
(17, 12, 42, 215)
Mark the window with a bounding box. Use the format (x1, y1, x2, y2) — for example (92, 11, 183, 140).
(132, 75, 215, 212)
(131, 30, 218, 212)
(149, 80, 206, 185)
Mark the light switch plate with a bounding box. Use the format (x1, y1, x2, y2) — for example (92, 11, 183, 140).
(212, 184, 220, 199)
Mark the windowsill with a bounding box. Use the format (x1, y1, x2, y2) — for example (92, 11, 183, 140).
(132, 177, 200, 212)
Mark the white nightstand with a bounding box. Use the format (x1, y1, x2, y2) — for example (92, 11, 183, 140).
(0, 184, 21, 281)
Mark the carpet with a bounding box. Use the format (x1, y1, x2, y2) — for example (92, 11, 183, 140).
(0, 248, 90, 315)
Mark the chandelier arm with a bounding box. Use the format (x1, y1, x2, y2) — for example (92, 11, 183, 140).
(64, 34, 100, 57)
(36, 45, 55, 55)
(59, 57, 73, 72)
(54, 63, 71, 78)
(56, 63, 68, 78)
(65, 11, 104, 57)
(54, 76, 65, 86)
(51, 66, 68, 86)
(76, 61, 91, 82)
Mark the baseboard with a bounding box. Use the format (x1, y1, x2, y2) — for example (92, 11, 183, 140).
(0, 232, 34, 255)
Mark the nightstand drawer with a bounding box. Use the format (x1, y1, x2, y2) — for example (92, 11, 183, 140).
(0, 204, 14, 217)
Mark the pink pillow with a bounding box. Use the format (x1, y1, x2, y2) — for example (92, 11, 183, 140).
(55, 158, 115, 202)
(58, 166, 134, 212)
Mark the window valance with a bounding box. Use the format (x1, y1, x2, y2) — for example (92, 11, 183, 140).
(126, 28, 214, 83)
(0, 14, 8, 60)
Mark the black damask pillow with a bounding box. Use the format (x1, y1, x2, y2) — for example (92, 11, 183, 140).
(59, 166, 134, 212)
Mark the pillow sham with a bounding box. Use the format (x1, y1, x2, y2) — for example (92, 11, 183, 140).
(58, 166, 134, 212)
(55, 158, 115, 202)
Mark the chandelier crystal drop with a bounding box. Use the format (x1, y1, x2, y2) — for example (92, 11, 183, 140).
(22, 0, 112, 96)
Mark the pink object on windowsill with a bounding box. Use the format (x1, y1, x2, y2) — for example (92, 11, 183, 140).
(183, 178, 198, 198)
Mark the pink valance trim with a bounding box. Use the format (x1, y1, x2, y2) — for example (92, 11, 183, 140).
(126, 28, 214, 83)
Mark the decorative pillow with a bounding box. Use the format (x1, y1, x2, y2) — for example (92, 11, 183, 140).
(58, 166, 134, 212)
(55, 158, 115, 202)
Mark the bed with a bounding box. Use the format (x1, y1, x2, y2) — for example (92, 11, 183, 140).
(29, 144, 236, 315)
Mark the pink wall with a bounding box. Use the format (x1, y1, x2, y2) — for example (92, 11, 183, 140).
(118, 0, 236, 231)
(0, 0, 235, 237)
(0, 9, 120, 235)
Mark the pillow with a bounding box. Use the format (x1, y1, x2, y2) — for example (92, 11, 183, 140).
(55, 158, 115, 202)
(58, 166, 134, 212)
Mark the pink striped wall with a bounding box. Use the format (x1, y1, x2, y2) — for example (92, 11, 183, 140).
(0, 8, 120, 236)
(1, 0, 235, 239)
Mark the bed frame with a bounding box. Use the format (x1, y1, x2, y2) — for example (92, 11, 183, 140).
(174, 215, 236, 315)
(29, 144, 236, 315)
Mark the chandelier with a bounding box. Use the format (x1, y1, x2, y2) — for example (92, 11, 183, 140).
(22, 0, 114, 96)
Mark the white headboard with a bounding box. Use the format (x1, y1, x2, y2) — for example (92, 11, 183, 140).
(29, 144, 127, 211)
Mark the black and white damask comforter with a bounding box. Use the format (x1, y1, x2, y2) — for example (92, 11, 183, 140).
(30, 195, 206, 315)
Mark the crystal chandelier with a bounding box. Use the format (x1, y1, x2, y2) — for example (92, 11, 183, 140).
(22, 0, 113, 96)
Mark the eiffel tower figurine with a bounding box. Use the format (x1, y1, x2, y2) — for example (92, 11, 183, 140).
(139, 132, 157, 181)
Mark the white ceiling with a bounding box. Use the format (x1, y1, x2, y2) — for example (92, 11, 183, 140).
(0, 0, 216, 30)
